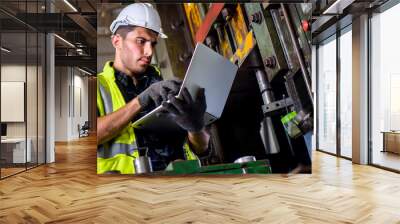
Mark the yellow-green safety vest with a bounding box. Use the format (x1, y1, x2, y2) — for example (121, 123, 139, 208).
(97, 61, 198, 174)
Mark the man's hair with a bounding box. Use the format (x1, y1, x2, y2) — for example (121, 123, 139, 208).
(114, 26, 136, 39)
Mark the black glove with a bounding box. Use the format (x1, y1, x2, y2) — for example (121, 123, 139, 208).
(161, 87, 206, 132)
(137, 79, 181, 110)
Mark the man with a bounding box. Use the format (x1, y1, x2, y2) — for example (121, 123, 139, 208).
(97, 3, 210, 174)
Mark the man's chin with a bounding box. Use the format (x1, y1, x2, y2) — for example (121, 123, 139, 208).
(139, 64, 149, 72)
(131, 65, 148, 75)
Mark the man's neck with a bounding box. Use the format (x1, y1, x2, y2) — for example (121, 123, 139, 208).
(113, 60, 139, 86)
(113, 60, 132, 76)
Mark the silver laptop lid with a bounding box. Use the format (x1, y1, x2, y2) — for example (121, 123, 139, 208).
(132, 43, 238, 129)
(178, 43, 238, 121)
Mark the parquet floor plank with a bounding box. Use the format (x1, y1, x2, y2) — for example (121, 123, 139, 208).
(0, 135, 399, 223)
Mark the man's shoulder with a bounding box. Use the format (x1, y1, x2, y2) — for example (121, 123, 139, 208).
(98, 61, 114, 76)
(146, 65, 163, 81)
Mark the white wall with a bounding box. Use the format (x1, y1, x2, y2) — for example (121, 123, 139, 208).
(1, 65, 33, 138)
(1, 65, 26, 143)
(55, 66, 68, 141)
(1, 65, 26, 138)
(55, 67, 89, 141)
(1, 64, 46, 164)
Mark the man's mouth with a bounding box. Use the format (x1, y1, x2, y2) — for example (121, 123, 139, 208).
(139, 58, 150, 64)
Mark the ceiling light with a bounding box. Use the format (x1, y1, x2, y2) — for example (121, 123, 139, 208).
(63, 0, 78, 12)
(1, 47, 11, 53)
(323, 0, 355, 15)
(76, 48, 87, 56)
(78, 67, 93, 76)
(54, 34, 75, 48)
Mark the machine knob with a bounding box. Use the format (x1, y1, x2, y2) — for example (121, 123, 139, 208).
(264, 56, 277, 68)
(250, 11, 263, 24)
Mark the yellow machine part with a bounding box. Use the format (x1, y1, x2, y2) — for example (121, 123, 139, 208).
(183, 3, 203, 43)
(229, 4, 249, 50)
(230, 30, 256, 66)
(218, 27, 234, 59)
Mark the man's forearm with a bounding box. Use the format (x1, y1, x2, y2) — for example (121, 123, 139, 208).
(97, 97, 141, 145)
(187, 128, 210, 155)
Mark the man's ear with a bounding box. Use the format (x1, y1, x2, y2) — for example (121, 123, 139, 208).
(111, 34, 122, 49)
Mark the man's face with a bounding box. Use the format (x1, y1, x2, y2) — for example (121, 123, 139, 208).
(114, 27, 158, 75)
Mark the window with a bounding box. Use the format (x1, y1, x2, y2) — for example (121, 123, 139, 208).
(317, 35, 337, 154)
(370, 2, 400, 171)
(316, 25, 353, 159)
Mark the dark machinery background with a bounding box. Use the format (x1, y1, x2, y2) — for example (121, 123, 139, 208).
(155, 3, 314, 173)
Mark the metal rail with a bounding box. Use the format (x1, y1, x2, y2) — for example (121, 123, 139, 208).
(281, 4, 314, 104)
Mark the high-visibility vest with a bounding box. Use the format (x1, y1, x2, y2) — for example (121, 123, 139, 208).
(97, 61, 198, 174)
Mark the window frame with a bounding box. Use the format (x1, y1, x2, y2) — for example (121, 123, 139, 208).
(315, 23, 353, 161)
(367, 0, 400, 173)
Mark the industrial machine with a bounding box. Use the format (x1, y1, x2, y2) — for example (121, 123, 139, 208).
(155, 3, 313, 174)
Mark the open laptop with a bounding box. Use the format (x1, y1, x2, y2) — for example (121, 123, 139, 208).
(132, 43, 238, 129)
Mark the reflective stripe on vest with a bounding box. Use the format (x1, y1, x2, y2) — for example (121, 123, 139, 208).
(98, 83, 113, 115)
(98, 142, 137, 158)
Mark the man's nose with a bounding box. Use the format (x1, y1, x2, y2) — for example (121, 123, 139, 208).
(143, 42, 153, 57)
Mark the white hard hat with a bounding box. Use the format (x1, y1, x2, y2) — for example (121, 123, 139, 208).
(110, 3, 167, 38)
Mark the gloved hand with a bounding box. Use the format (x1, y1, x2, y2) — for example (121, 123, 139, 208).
(161, 87, 206, 132)
(137, 79, 181, 110)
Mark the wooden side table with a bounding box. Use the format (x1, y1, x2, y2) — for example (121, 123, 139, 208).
(381, 131, 400, 154)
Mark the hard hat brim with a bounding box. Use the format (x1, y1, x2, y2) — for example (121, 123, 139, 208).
(159, 32, 168, 39)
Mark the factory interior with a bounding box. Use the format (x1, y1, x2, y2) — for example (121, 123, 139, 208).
(0, 0, 399, 222)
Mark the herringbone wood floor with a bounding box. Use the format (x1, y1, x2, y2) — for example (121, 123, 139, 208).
(0, 135, 399, 223)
